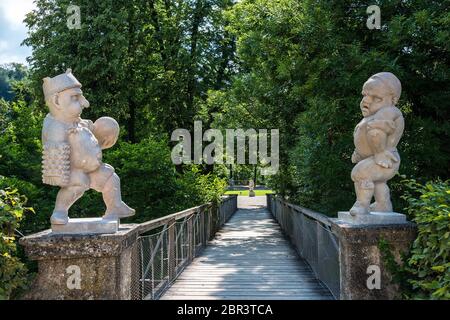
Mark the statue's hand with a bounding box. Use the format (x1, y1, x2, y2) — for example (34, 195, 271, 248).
(374, 150, 398, 169)
(101, 136, 116, 149)
(351, 150, 362, 163)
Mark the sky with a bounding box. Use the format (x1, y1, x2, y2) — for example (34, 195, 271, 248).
(0, 0, 36, 65)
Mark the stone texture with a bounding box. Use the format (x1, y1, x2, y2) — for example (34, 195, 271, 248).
(51, 218, 118, 235)
(19, 224, 140, 300)
(338, 211, 406, 224)
(330, 219, 416, 300)
(349, 72, 405, 218)
(41, 69, 135, 229)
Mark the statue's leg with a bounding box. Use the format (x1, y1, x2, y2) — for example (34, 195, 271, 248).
(101, 173, 135, 219)
(370, 159, 399, 212)
(51, 170, 89, 224)
(89, 163, 135, 219)
(350, 181, 374, 216)
(371, 182, 393, 212)
(350, 159, 375, 216)
(52, 186, 86, 224)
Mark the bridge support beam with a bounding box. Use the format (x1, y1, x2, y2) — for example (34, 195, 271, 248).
(331, 221, 416, 300)
(19, 224, 140, 300)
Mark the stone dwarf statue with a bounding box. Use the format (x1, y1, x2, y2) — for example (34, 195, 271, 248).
(350, 72, 404, 216)
(248, 179, 255, 197)
(42, 69, 135, 225)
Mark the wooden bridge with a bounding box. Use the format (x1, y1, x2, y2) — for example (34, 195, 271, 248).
(161, 196, 333, 300)
(21, 192, 412, 300)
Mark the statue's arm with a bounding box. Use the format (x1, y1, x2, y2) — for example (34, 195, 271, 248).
(366, 115, 399, 168)
(42, 125, 71, 187)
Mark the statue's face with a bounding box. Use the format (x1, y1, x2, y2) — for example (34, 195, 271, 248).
(360, 79, 389, 117)
(56, 88, 90, 121)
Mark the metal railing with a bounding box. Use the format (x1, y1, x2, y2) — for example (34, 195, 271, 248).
(267, 194, 340, 299)
(130, 195, 238, 300)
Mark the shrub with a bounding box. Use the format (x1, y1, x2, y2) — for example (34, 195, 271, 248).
(103, 139, 227, 223)
(176, 166, 227, 207)
(0, 187, 34, 299)
(381, 179, 450, 300)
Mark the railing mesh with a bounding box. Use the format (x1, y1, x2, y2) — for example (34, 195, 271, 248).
(267, 195, 340, 299)
(130, 196, 238, 300)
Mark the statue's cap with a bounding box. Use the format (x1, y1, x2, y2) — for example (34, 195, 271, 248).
(42, 69, 81, 99)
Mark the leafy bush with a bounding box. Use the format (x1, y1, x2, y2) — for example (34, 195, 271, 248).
(102, 138, 182, 222)
(0, 99, 43, 185)
(176, 166, 227, 206)
(0, 177, 54, 234)
(0, 187, 34, 300)
(102, 139, 227, 223)
(381, 179, 450, 300)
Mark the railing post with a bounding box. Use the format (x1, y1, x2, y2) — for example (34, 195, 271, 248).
(187, 214, 193, 261)
(201, 208, 207, 245)
(167, 218, 176, 281)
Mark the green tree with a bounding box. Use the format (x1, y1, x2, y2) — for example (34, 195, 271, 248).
(219, 0, 449, 214)
(24, 0, 237, 142)
(0, 64, 28, 101)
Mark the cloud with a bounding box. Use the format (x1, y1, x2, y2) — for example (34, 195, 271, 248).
(0, 0, 35, 64)
(0, 0, 36, 30)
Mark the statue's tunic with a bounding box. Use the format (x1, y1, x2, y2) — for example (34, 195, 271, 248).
(42, 114, 113, 190)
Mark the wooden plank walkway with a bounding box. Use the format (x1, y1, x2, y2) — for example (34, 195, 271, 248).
(161, 196, 333, 300)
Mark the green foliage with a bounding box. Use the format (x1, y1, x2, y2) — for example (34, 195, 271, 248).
(101, 139, 227, 223)
(102, 138, 182, 222)
(0, 177, 54, 234)
(0, 99, 43, 185)
(0, 64, 28, 102)
(176, 166, 227, 206)
(24, 0, 237, 141)
(380, 179, 450, 300)
(0, 187, 34, 300)
(216, 0, 449, 214)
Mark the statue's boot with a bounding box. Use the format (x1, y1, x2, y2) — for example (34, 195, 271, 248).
(101, 173, 135, 220)
(51, 210, 69, 225)
(103, 201, 135, 220)
(349, 181, 374, 216)
(51, 186, 86, 224)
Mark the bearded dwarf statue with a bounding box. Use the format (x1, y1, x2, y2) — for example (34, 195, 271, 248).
(41, 69, 135, 227)
(340, 72, 407, 224)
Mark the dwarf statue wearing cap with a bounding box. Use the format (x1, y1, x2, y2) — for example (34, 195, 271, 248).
(42, 69, 135, 225)
(349, 72, 404, 216)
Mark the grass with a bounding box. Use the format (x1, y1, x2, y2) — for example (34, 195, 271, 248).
(224, 190, 274, 196)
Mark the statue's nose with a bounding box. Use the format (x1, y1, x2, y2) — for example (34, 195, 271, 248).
(82, 98, 90, 109)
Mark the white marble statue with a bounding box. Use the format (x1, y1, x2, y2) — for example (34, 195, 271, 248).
(349, 72, 404, 217)
(42, 69, 135, 226)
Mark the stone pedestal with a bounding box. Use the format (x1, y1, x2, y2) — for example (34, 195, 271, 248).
(249, 190, 255, 197)
(19, 224, 140, 300)
(330, 219, 416, 300)
(51, 218, 118, 235)
(338, 211, 406, 224)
